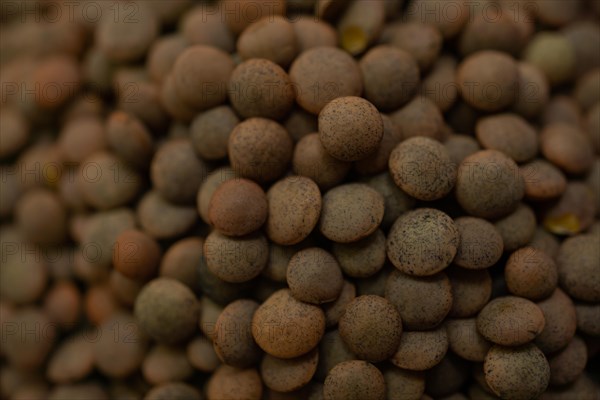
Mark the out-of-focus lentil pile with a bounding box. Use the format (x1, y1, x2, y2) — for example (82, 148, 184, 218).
(0, 0, 599, 399)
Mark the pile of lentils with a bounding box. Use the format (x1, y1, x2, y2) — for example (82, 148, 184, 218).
(1, 0, 600, 399)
